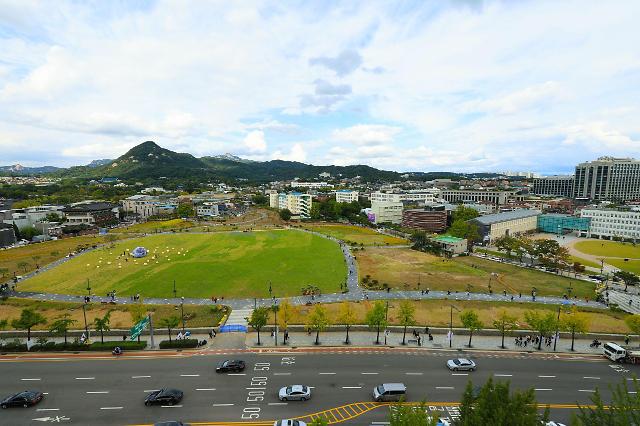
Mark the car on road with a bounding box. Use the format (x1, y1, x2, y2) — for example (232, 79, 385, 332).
(274, 420, 306, 426)
(154, 422, 186, 426)
(1, 390, 44, 409)
(447, 358, 476, 371)
(278, 385, 311, 401)
(216, 359, 246, 373)
(545, 422, 566, 426)
(144, 388, 183, 406)
(373, 383, 407, 402)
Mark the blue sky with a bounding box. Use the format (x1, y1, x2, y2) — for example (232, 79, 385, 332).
(0, 0, 639, 174)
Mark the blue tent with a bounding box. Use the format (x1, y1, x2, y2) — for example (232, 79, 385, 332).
(130, 247, 148, 258)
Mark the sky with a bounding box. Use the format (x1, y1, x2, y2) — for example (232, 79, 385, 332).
(0, 0, 639, 174)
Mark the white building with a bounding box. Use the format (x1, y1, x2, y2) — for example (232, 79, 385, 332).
(369, 201, 403, 224)
(335, 190, 359, 203)
(121, 195, 177, 219)
(196, 202, 220, 218)
(270, 192, 313, 219)
(290, 181, 334, 189)
(579, 208, 640, 240)
(574, 157, 640, 201)
(370, 190, 437, 205)
(2, 205, 65, 229)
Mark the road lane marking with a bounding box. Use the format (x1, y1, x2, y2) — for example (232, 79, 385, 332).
(405, 372, 423, 376)
(196, 388, 216, 391)
(143, 389, 160, 392)
(538, 375, 556, 378)
(162, 405, 183, 408)
(535, 389, 552, 391)
(361, 372, 379, 375)
(583, 377, 600, 380)
(36, 408, 60, 411)
(452, 373, 468, 376)
(579, 390, 595, 393)
(100, 407, 123, 410)
(21, 378, 41, 381)
(273, 373, 291, 376)
(212, 403, 234, 407)
(75, 377, 95, 380)
(180, 374, 200, 377)
(268, 402, 288, 406)
(132, 375, 151, 378)
(342, 386, 362, 389)
(436, 387, 455, 389)
(228, 373, 246, 376)
(495, 374, 513, 377)
(86, 391, 109, 394)
(319, 372, 336, 375)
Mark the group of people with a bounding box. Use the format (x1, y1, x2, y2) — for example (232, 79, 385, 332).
(514, 334, 555, 348)
(211, 296, 224, 303)
(129, 293, 141, 302)
(106, 290, 117, 301)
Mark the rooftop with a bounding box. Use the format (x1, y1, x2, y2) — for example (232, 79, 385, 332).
(435, 235, 464, 244)
(471, 209, 541, 225)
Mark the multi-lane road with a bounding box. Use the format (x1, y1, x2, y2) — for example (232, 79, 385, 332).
(0, 348, 637, 425)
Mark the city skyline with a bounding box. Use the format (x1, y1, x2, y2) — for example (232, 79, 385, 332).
(1, 1, 639, 174)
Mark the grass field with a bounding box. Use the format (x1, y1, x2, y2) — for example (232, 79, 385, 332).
(303, 224, 407, 246)
(606, 259, 640, 275)
(19, 230, 345, 298)
(0, 298, 226, 330)
(0, 235, 126, 278)
(357, 248, 595, 298)
(112, 218, 196, 234)
(268, 300, 630, 334)
(574, 240, 640, 258)
(568, 255, 601, 269)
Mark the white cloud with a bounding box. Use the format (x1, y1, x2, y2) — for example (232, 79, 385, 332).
(243, 130, 267, 153)
(462, 81, 565, 115)
(332, 124, 402, 146)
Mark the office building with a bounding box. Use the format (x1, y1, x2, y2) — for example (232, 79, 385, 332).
(0, 223, 16, 247)
(335, 190, 359, 204)
(537, 214, 590, 235)
(469, 209, 541, 244)
(370, 190, 436, 205)
(579, 208, 640, 240)
(196, 202, 220, 218)
(63, 201, 119, 227)
(440, 190, 523, 205)
(532, 175, 574, 198)
(369, 201, 403, 224)
(290, 181, 333, 189)
(270, 192, 313, 219)
(574, 157, 640, 201)
(402, 206, 448, 233)
(122, 195, 177, 219)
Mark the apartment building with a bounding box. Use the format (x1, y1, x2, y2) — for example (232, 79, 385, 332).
(440, 190, 523, 205)
(579, 208, 640, 240)
(532, 175, 574, 198)
(574, 157, 640, 201)
(335, 190, 359, 203)
(269, 192, 313, 219)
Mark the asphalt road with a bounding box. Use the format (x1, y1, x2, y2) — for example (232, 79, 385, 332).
(0, 349, 638, 425)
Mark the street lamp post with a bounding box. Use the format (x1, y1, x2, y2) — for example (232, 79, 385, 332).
(173, 280, 177, 298)
(180, 297, 185, 332)
(86, 279, 91, 296)
(272, 299, 278, 347)
(384, 301, 389, 345)
(268, 281, 272, 299)
(82, 302, 89, 339)
(449, 304, 460, 348)
(553, 305, 561, 352)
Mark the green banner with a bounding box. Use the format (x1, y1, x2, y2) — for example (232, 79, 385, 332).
(130, 316, 150, 341)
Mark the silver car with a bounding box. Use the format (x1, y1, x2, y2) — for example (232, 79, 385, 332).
(278, 385, 311, 401)
(274, 421, 306, 426)
(447, 358, 476, 371)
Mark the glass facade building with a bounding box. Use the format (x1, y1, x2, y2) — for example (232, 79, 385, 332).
(537, 214, 590, 235)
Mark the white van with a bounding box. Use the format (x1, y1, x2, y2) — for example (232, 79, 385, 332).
(373, 383, 406, 402)
(603, 342, 626, 361)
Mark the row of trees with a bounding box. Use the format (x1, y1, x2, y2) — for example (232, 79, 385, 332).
(493, 234, 572, 271)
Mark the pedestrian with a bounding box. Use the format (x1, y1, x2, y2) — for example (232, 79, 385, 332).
(417, 336, 422, 346)
(212, 328, 217, 337)
(625, 335, 630, 345)
(519, 292, 522, 298)
(425, 326, 429, 334)
(209, 330, 213, 339)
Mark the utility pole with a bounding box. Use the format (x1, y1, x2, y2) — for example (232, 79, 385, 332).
(553, 305, 561, 352)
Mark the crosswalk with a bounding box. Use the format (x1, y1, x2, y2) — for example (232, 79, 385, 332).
(607, 291, 640, 314)
(224, 308, 253, 328)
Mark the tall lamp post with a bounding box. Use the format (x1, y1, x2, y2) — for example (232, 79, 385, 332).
(272, 298, 278, 347)
(268, 281, 272, 299)
(82, 302, 89, 338)
(86, 279, 91, 297)
(553, 305, 561, 352)
(180, 297, 185, 332)
(449, 304, 460, 348)
(173, 280, 177, 298)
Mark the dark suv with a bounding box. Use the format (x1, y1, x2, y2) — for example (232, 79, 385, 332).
(216, 359, 246, 373)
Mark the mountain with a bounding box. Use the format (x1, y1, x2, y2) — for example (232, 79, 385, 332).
(57, 141, 401, 183)
(86, 159, 112, 168)
(0, 164, 60, 175)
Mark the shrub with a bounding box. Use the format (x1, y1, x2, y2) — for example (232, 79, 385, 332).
(159, 339, 199, 349)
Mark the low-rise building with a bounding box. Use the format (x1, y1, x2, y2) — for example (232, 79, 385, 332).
(335, 190, 359, 204)
(537, 214, 590, 235)
(63, 201, 119, 227)
(370, 190, 437, 205)
(402, 206, 448, 232)
(579, 207, 640, 240)
(196, 202, 220, 218)
(122, 195, 177, 219)
(433, 235, 467, 255)
(290, 181, 333, 189)
(440, 190, 523, 205)
(270, 192, 313, 219)
(369, 201, 403, 224)
(469, 209, 541, 244)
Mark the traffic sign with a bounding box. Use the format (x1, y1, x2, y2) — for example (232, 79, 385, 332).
(130, 316, 150, 341)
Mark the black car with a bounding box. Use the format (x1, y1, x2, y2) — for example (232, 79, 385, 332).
(144, 389, 183, 406)
(1, 391, 44, 409)
(216, 359, 246, 373)
(154, 422, 186, 426)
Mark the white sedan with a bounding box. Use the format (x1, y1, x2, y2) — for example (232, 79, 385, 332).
(274, 421, 306, 426)
(278, 385, 311, 401)
(446, 358, 476, 371)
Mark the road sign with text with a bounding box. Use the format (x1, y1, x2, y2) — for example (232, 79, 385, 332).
(130, 316, 150, 341)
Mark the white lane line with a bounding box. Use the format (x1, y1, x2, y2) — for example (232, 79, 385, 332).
(42, 393, 49, 395)
(405, 372, 423, 376)
(21, 378, 41, 381)
(629, 391, 638, 394)
(583, 377, 600, 380)
(538, 375, 556, 378)
(342, 386, 362, 389)
(436, 386, 455, 389)
(132, 375, 151, 379)
(196, 388, 216, 391)
(143, 389, 161, 393)
(36, 408, 60, 411)
(212, 403, 235, 407)
(452, 373, 468, 376)
(162, 405, 183, 408)
(361, 372, 379, 375)
(228, 373, 246, 376)
(100, 407, 123, 410)
(579, 389, 596, 393)
(495, 374, 513, 377)
(75, 377, 95, 380)
(273, 373, 291, 376)
(268, 402, 288, 406)
(86, 391, 109, 394)
(319, 372, 336, 375)
(535, 389, 553, 391)
(180, 374, 200, 377)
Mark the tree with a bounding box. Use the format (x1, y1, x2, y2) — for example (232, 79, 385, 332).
(160, 316, 180, 343)
(456, 377, 549, 426)
(494, 235, 519, 259)
(0, 267, 8, 278)
(573, 377, 640, 425)
(93, 311, 112, 344)
(493, 310, 518, 349)
(19, 226, 41, 241)
(449, 220, 480, 242)
(306, 304, 331, 345)
(252, 194, 268, 206)
(176, 203, 194, 218)
(48, 314, 76, 345)
(45, 212, 62, 222)
(453, 205, 480, 222)
(524, 310, 558, 350)
(12, 222, 20, 240)
(625, 314, 640, 347)
(365, 301, 388, 345)
(32, 255, 41, 269)
(614, 271, 640, 292)
(308, 417, 329, 426)
(279, 208, 292, 221)
(397, 300, 416, 345)
(278, 300, 297, 344)
(514, 236, 534, 264)
(460, 310, 483, 348)
(389, 401, 439, 426)
(17, 261, 29, 273)
(572, 262, 586, 277)
(248, 307, 269, 346)
(11, 309, 47, 341)
(561, 307, 589, 351)
(337, 301, 357, 344)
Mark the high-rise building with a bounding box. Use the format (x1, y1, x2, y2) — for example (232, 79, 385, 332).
(269, 192, 313, 219)
(532, 175, 574, 198)
(573, 157, 640, 201)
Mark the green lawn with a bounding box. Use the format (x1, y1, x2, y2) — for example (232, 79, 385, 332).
(574, 240, 640, 258)
(606, 258, 640, 275)
(303, 224, 407, 246)
(20, 230, 346, 298)
(569, 255, 601, 269)
(358, 248, 595, 298)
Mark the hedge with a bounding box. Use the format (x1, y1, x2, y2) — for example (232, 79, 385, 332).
(0, 340, 146, 352)
(159, 339, 199, 349)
